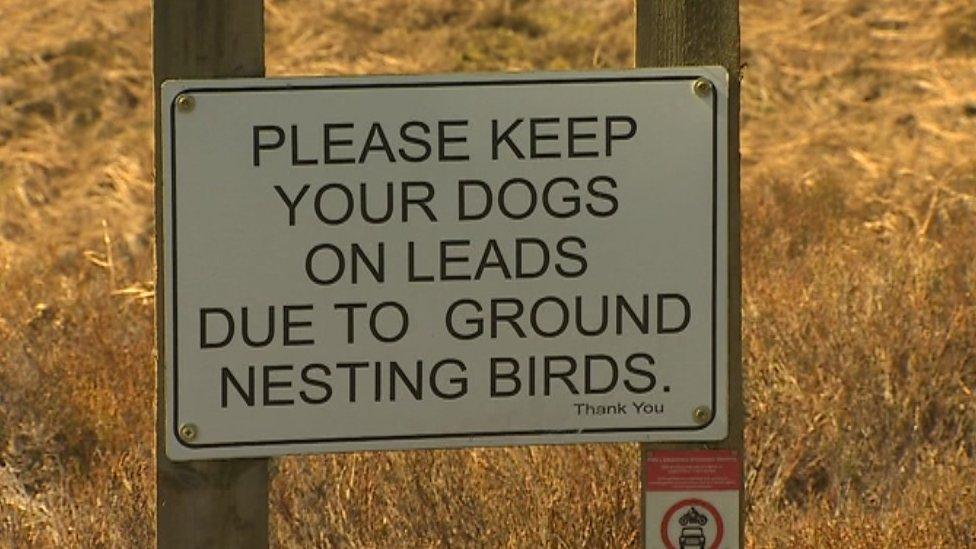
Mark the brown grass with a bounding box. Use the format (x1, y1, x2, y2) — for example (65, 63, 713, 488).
(1, 0, 975, 546)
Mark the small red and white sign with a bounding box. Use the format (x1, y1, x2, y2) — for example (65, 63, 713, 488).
(645, 450, 741, 549)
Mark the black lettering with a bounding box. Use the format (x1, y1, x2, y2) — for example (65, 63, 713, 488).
(402, 181, 437, 222)
(370, 301, 409, 343)
(530, 296, 569, 338)
(263, 365, 294, 406)
(544, 355, 578, 395)
(299, 363, 332, 404)
(351, 243, 385, 283)
(334, 302, 367, 343)
(490, 357, 521, 397)
(323, 122, 355, 164)
(440, 239, 471, 281)
(575, 295, 609, 336)
(568, 117, 599, 158)
(555, 237, 587, 278)
(408, 241, 435, 282)
(290, 124, 318, 165)
(446, 299, 482, 340)
(587, 176, 619, 217)
(438, 120, 470, 161)
(273, 184, 311, 226)
(458, 180, 492, 221)
(241, 306, 274, 347)
(359, 122, 397, 163)
(474, 239, 512, 279)
(200, 308, 234, 348)
(605, 115, 637, 156)
(221, 366, 255, 407)
(389, 360, 423, 401)
(529, 117, 560, 158)
(335, 362, 369, 402)
(305, 243, 344, 285)
(498, 178, 537, 220)
(313, 183, 354, 224)
(253, 125, 285, 166)
(624, 353, 656, 393)
(492, 118, 524, 160)
(616, 294, 650, 335)
(657, 293, 691, 333)
(543, 177, 581, 218)
(515, 238, 549, 278)
(585, 354, 618, 394)
(430, 359, 467, 399)
(399, 121, 432, 162)
(360, 182, 394, 224)
(490, 298, 526, 338)
(283, 304, 315, 346)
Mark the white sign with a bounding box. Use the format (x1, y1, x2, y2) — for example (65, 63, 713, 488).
(645, 450, 741, 549)
(161, 68, 729, 460)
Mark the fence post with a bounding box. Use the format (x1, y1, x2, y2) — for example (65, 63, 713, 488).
(153, 2, 269, 547)
(635, 2, 743, 547)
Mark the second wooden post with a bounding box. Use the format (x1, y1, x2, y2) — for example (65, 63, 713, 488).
(635, 1, 743, 547)
(153, 2, 269, 547)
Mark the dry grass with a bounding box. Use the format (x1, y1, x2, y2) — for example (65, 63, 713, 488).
(1, 0, 975, 546)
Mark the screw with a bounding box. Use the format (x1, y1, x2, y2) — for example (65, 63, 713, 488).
(178, 423, 198, 442)
(692, 406, 712, 425)
(176, 94, 195, 112)
(692, 78, 713, 98)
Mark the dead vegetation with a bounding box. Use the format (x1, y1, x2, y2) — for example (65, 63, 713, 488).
(1, 0, 974, 546)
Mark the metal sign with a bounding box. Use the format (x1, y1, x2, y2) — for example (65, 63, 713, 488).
(161, 68, 729, 460)
(645, 450, 741, 548)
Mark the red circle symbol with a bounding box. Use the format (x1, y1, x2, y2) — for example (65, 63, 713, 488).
(660, 498, 724, 549)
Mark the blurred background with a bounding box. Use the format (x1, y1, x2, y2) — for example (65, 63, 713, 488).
(0, 0, 974, 546)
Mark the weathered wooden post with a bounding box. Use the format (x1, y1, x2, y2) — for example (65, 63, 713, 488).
(636, 2, 742, 548)
(153, 2, 270, 547)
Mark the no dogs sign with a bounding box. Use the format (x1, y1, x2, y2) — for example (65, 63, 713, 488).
(160, 68, 730, 460)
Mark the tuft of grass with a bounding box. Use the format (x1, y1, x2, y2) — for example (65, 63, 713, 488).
(943, 7, 976, 55)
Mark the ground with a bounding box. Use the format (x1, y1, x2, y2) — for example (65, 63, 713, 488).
(0, 0, 974, 546)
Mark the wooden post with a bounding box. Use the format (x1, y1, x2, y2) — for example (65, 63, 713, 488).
(635, 1, 742, 547)
(153, 2, 269, 548)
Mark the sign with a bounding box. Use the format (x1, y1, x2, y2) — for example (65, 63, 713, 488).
(161, 68, 729, 460)
(645, 450, 741, 548)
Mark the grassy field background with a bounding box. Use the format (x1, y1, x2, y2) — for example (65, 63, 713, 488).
(1, 0, 975, 546)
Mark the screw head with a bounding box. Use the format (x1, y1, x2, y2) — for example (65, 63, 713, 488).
(176, 94, 195, 112)
(692, 406, 712, 425)
(693, 78, 713, 98)
(178, 423, 198, 442)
